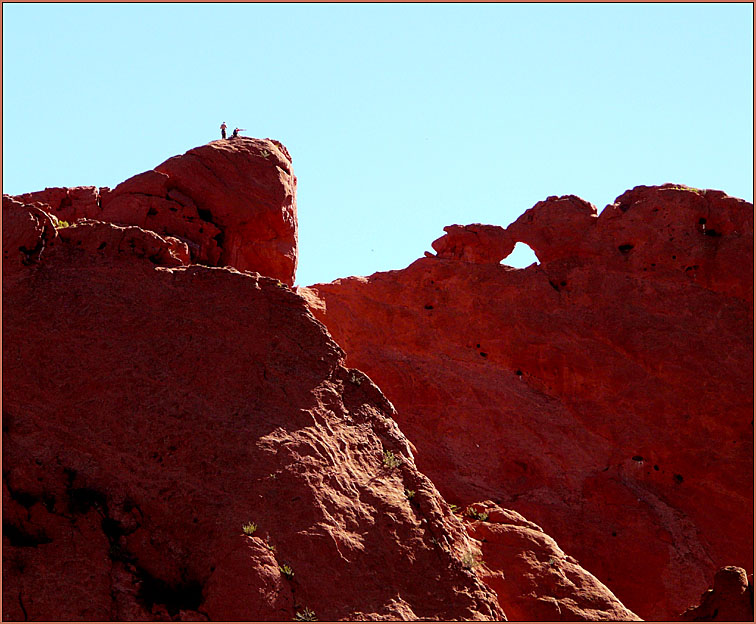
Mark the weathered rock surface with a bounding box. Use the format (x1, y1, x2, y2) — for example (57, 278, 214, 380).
(461, 502, 640, 621)
(13, 137, 298, 285)
(678, 566, 754, 622)
(302, 185, 753, 620)
(2, 197, 503, 621)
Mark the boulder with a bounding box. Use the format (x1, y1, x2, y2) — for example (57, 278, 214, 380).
(12, 137, 298, 285)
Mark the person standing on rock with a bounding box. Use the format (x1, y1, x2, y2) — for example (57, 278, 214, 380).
(220, 122, 227, 139)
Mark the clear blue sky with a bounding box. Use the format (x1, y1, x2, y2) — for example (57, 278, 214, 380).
(3, 3, 753, 286)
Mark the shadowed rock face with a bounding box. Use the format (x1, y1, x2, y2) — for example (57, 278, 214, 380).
(678, 566, 754, 622)
(2, 196, 503, 622)
(12, 137, 298, 285)
(302, 185, 753, 620)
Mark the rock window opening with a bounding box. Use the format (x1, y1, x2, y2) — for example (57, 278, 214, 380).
(502, 242, 539, 267)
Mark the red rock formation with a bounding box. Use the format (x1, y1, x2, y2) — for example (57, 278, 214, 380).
(13, 137, 298, 285)
(302, 185, 753, 620)
(2, 196, 503, 621)
(678, 566, 753, 622)
(461, 501, 640, 621)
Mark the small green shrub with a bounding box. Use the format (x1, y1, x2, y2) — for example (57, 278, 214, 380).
(294, 607, 317, 621)
(382, 450, 402, 469)
(465, 508, 489, 522)
(279, 563, 294, 579)
(669, 184, 704, 195)
(461, 548, 482, 570)
(242, 521, 258, 536)
(348, 371, 363, 386)
(265, 540, 276, 553)
(449, 503, 461, 514)
(55, 220, 71, 229)
(404, 488, 415, 500)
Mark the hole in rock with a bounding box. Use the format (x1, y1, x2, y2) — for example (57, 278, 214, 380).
(632, 456, 644, 462)
(68, 487, 107, 515)
(618, 244, 634, 254)
(704, 229, 722, 237)
(515, 369, 523, 376)
(424, 305, 433, 310)
(136, 568, 203, 616)
(98, 242, 107, 250)
(147, 207, 158, 216)
(673, 474, 684, 484)
(197, 208, 213, 222)
(102, 517, 125, 542)
(653, 465, 659, 471)
(480, 352, 488, 358)
(502, 242, 539, 267)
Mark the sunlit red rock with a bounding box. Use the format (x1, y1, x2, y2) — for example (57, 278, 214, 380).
(302, 184, 753, 620)
(2, 198, 502, 621)
(462, 502, 640, 621)
(12, 137, 298, 285)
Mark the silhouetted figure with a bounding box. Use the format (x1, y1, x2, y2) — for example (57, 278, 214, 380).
(232, 127, 246, 139)
(220, 122, 227, 139)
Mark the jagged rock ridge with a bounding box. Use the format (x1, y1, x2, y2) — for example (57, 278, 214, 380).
(4, 139, 752, 622)
(302, 184, 753, 620)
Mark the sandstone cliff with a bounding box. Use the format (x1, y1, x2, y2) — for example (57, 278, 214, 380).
(301, 185, 753, 620)
(3, 139, 751, 622)
(2, 194, 502, 621)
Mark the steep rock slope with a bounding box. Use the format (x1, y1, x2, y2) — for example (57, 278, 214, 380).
(301, 185, 753, 620)
(2, 196, 504, 621)
(13, 137, 298, 285)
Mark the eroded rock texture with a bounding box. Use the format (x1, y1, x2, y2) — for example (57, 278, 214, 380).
(302, 185, 753, 620)
(460, 502, 640, 621)
(2, 196, 503, 621)
(13, 137, 298, 285)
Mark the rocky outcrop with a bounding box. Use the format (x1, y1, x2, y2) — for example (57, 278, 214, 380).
(302, 185, 753, 620)
(5, 135, 750, 622)
(2, 197, 503, 621)
(461, 502, 640, 621)
(432, 184, 752, 301)
(13, 137, 298, 285)
(678, 566, 753, 622)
